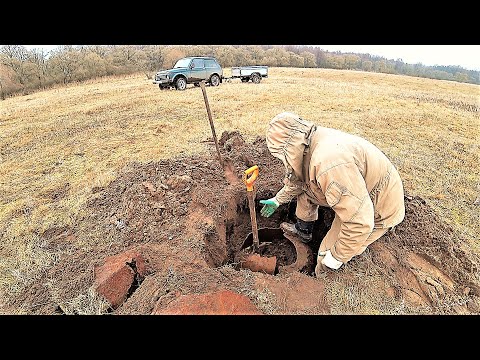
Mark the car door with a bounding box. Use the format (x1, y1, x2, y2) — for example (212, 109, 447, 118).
(189, 58, 206, 82)
(204, 59, 217, 80)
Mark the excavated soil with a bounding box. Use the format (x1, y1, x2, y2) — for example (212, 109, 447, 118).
(257, 237, 296, 267)
(5, 131, 480, 315)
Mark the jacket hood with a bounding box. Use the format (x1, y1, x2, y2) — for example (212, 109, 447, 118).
(266, 112, 316, 181)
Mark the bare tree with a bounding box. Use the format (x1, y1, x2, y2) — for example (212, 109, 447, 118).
(49, 47, 79, 84)
(0, 65, 22, 98)
(135, 45, 164, 79)
(29, 48, 49, 89)
(0, 73, 4, 100)
(0, 45, 32, 91)
(114, 46, 137, 66)
(90, 45, 108, 57)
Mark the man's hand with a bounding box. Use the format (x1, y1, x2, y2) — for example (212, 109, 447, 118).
(259, 198, 280, 217)
(315, 250, 343, 277)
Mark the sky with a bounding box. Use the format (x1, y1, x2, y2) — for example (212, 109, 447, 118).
(317, 45, 480, 71)
(22, 45, 480, 71)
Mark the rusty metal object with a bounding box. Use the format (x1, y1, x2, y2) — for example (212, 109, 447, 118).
(237, 253, 277, 275)
(278, 232, 314, 274)
(240, 227, 314, 275)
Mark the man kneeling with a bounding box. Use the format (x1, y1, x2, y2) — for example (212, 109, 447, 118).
(259, 112, 405, 277)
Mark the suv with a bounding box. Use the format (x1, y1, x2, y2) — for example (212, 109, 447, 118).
(153, 56, 223, 91)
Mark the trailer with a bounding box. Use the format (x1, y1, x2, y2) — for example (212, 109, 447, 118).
(224, 66, 268, 84)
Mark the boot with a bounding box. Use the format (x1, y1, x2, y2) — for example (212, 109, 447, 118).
(280, 220, 313, 243)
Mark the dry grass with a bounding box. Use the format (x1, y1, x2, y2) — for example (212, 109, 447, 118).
(53, 286, 111, 315)
(1, 67, 479, 301)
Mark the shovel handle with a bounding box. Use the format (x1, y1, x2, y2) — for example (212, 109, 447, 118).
(243, 165, 259, 192)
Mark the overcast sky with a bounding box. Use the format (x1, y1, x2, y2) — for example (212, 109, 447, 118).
(317, 45, 480, 71)
(22, 45, 480, 71)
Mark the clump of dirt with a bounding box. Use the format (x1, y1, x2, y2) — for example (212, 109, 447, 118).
(6, 131, 480, 315)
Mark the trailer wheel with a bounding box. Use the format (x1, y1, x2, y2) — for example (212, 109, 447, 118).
(241, 77, 249, 82)
(251, 73, 261, 84)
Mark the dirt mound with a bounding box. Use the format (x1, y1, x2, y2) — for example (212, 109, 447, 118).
(7, 131, 480, 314)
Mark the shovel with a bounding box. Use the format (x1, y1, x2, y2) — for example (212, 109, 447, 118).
(243, 165, 260, 251)
(236, 165, 277, 275)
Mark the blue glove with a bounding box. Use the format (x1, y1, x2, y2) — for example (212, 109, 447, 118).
(259, 197, 280, 217)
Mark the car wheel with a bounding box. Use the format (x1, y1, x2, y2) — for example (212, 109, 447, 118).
(251, 73, 261, 84)
(210, 74, 220, 87)
(175, 77, 187, 91)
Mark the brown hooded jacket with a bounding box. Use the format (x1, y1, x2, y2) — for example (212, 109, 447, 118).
(266, 112, 405, 263)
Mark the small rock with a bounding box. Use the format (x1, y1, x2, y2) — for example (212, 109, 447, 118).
(94, 249, 147, 309)
(115, 219, 126, 230)
(152, 290, 261, 315)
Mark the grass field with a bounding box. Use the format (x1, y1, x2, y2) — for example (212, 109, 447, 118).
(1, 67, 479, 301)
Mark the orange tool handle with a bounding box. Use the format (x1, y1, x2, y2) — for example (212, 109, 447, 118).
(243, 165, 259, 192)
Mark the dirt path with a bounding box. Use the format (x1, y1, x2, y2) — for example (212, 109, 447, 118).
(6, 132, 480, 315)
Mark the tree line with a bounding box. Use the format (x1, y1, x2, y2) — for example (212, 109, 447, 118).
(1, 45, 478, 99)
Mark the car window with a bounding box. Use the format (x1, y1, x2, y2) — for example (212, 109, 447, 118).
(174, 58, 191, 68)
(205, 59, 218, 68)
(191, 58, 205, 69)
